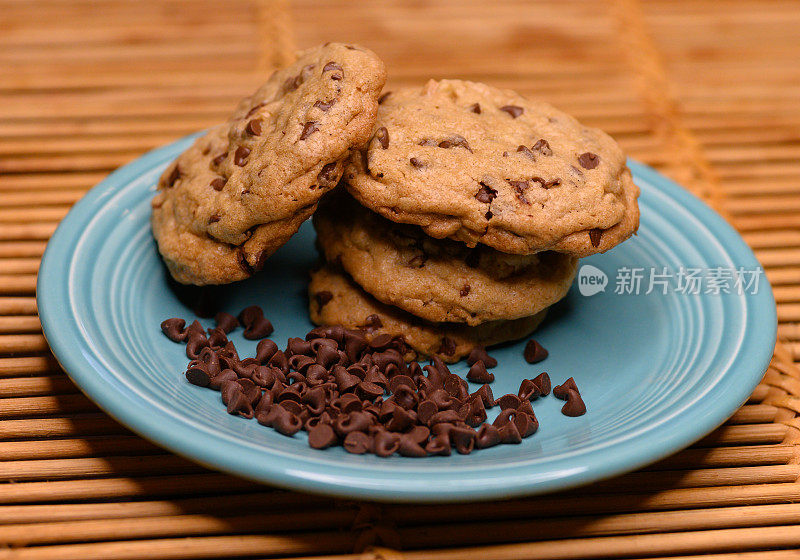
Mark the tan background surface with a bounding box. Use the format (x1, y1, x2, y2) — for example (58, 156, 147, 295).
(1, 1, 799, 558)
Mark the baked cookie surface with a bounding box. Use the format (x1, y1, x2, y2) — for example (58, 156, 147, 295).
(345, 79, 639, 256)
(314, 192, 578, 325)
(309, 265, 547, 363)
(151, 43, 387, 284)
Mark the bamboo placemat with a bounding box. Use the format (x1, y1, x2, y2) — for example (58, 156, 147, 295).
(1, 0, 799, 558)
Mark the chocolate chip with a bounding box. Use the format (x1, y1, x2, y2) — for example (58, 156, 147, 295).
(268, 350, 289, 373)
(322, 61, 343, 79)
(475, 182, 498, 203)
(397, 434, 426, 457)
(589, 228, 603, 248)
(378, 92, 392, 104)
(467, 346, 497, 368)
(244, 317, 273, 340)
(429, 410, 461, 426)
(459, 284, 471, 297)
(467, 361, 495, 384)
(314, 291, 333, 309)
(496, 394, 522, 410)
(533, 139, 552, 156)
(208, 214, 221, 224)
(444, 374, 467, 399)
(438, 135, 472, 152)
(425, 434, 452, 456)
(514, 411, 539, 437)
(317, 162, 339, 187)
(271, 407, 303, 435)
(300, 122, 318, 140)
(532, 372, 551, 396)
(234, 146, 250, 166)
(553, 377, 580, 400)
(498, 420, 522, 444)
(518, 379, 540, 401)
(209, 368, 237, 391)
(373, 431, 400, 457)
(386, 406, 416, 432)
(524, 339, 548, 363)
(308, 424, 337, 449)
(210, 177, 226, 191)
(509, 180, 530, 204)
(409, 157, 424, 169)
(476, 423, 501, 449)
(334, 411, 373, 436)
(561, 389, 586, 416)
(213, 312, 238, 334)
(343, 431, 371, 454)
(437, 337, 456, 357)
(161, 318, 187, 342)
(467, 103, 481, 114)
(356, 381, 384, 400)
(165, 165, 181, 188)
(388, 375, 415, 394)
(185, 364, 211, 387)
(517, 400, 534, 417)
(578, 152, 599, 169)
(516, 145, 535, 160)
(450, 426, 476, 454)
(313, 99, 335, 112)
(499, 105, 524, 118)
(374, 127, 389, 149)
(212, 152, 228, 166)
(369, 333, 394, 350)
(362, 314, 383, 333)
(185, 332, 208, 360)
(531, 176, 560, 189)
(463, 398, 487, 427)
(245, 119, 262, 136)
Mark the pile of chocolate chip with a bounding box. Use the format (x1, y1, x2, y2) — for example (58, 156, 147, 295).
(161, 306, 586, 457)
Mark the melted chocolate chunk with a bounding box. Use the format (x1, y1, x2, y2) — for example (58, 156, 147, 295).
(374, 126, 389, 149)
(475, 183, 498, 203)
(245, 119, 262, 136)
(579, 152, 600, 169)
(300, 122, 318, 141)
(589, 228, 603, 247)
(234, 146, 250, 166)
(499, 105, 524, 118)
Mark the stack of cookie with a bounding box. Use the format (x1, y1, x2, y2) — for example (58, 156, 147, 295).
(309, 79, 639, 362)
(151, 44, 639, 364)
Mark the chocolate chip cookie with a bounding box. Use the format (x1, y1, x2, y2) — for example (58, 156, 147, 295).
(309, 265, 548, 363)
(152, 43, 387, 284)
(344, 79, 639, 257)
(314, 191, 578, 325)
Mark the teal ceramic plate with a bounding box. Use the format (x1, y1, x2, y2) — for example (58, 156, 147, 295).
(38, 134, 777, 502)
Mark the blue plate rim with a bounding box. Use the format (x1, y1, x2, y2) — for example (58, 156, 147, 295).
(37, 135, 777, 502)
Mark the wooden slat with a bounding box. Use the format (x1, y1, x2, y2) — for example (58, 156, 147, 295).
(0, 0, 798, 559)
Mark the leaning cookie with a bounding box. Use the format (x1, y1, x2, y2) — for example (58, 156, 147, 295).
(309, 265, 548, 363)
(151, 43, 387, 285)
(345, 79, 639, 257)
(314, 191, 577, 326)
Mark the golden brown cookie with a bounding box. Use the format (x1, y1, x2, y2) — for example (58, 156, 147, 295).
(345, 79, 639, 257)
(309, 265, 548, 363)
(152, 43, 387, 284)
(313, 191, 577, 325)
